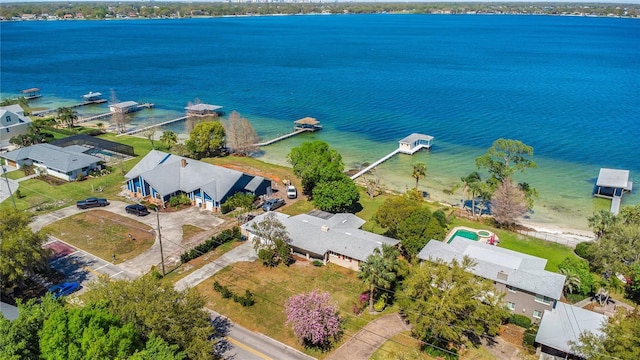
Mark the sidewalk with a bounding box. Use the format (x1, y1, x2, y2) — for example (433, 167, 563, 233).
(326, 313, 410, 360)
(174, 241, 257, 291)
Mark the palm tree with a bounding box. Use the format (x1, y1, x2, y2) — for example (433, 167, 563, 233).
(56, 107, 78, 129)
(160, 130, 178, 150)
(559, 268, 581, 296)
(461, 172, 482, 216)
(411, 163, 427, 189)
(359, 246, 398, 312)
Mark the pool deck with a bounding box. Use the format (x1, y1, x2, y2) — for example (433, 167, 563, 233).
(445, 226, 499, 245)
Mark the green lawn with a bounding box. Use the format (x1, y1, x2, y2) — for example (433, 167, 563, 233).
(450, 217, 577, 272)
(3, 169, 25, 180)
(196, 261, 385, 359)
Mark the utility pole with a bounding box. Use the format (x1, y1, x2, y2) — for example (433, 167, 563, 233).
(155, 208, 165, 276)
(2, 166, 17, 210)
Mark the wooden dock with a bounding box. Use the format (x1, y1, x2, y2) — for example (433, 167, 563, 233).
(350, 133, 434, 180)
(117, 116, 188, 136)
(254, 129, 310, 147)
(32, 99, 109, 117)
(350, 149, 400, 180)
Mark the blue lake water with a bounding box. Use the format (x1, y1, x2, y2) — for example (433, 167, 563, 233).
(1, 15, 638, 229)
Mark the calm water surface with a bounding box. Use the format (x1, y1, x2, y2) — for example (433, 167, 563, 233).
(2, 15, 638, 229)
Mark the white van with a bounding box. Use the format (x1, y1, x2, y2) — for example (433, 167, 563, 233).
(286, 185, 297, 199)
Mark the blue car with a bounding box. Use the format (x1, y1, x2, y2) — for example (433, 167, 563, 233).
(48, 281, 80, 299)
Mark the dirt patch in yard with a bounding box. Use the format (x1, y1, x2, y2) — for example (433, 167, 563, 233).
(500, 324, 525, 348)
(43, 210, 155, 263)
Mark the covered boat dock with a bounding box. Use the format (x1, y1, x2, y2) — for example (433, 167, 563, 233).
(293, 117, 323, 132)
(21, 88, 41, 100)
(593, 168, 633, 215)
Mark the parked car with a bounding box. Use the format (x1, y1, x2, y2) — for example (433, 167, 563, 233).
(286, 185, 297, 199)
(125, 204, 150, 216)
(76, 197, 109, 209)
(262, 198, 285, 212)
(48, 281, 80, 299)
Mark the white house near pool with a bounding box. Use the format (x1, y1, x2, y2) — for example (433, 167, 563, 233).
(124, 150, 272, 211)
(0, 143, 103, 181)
(241, 211, 400, 271)
(418, 237, 565, 321)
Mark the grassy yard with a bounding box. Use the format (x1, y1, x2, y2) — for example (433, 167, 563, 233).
(196, 261, 384, 359)
(43, 210, 155, 263)
(449, 217, 577, 272)
(182, 224, 206, 240)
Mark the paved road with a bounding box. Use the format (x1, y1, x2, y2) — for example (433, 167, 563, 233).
(207, 309, 315, 360)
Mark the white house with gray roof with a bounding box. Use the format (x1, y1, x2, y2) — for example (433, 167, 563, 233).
(241, 211, 400, 271)
(418, 237, 565, 321)
(1, 104, 32, 150)
(124, 150, 271, 211)
(0, 143, 103, 181)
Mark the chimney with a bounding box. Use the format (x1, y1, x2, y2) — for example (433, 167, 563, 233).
(181, 159, 187, 168)
(321, 225, 329, 232)
(497, 271, 508, 281)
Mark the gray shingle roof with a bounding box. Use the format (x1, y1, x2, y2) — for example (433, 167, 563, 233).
(535, 302, 607, 356)
(418, 238, 565, 299)
(125, 150, 257, 202)
(243, 212, 399, 262)
(1, 143, 101, 172)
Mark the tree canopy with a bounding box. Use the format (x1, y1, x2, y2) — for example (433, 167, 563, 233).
(0, 209, 51, 296)
(288, 141, 344, 197)
(490, 179, 529, 227)
(0, 296, 185, 360)
(475, 138, 536, 182)
(185, 121, 226, 159)
(56, 107, 78, 129)
(311, 175, 360, 213)
(81, 275, 220, 359)
(411, 163, 427, 189)
(160, 130, 178, 150)
(285, 290, 341, 348)
(572, 308, 640, 360)
(251, 212, 291, 267)
(398, 257, 508, 348)
(221, 111, 259, 156)
(359, 244, 401, 312)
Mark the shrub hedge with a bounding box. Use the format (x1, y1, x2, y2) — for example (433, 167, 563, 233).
(213, 281, 255, 307)
(509, 314, 532, 329)
(180, 227, 241, 263)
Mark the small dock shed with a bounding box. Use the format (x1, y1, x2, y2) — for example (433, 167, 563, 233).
(110, 101, 139, 114)
(185, 103, 224, 117)
(294, 117, 322, 131)
(398, 133, 434, 154)
(81, 91, 103, 102)
(594, 168, 632, 199)
(21, 88, 41, 100)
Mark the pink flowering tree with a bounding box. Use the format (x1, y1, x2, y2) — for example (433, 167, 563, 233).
(285, 290, 341, 348)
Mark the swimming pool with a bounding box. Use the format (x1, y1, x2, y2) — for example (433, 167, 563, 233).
(449, 229, 479, 243)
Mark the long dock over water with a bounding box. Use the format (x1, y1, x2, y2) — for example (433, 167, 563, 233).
(255, 129, 309, 146)
(350, 133, 434, 180)
(32, 99, 108, 117)
(118, 116, 188, 136)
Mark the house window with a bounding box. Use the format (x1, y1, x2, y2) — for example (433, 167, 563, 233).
(533, 310, 542, 319)
(507, 286, 517, 293)
(535, 294, 552, 305)
(5, 128, 9, 133)
(507, 302, 516, 311)
(6, 116, 11, 122)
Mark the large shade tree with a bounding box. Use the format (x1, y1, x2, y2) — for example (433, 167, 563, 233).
(0, 209, 51, 296)
(490, 179, 529, 228)
(81, 275, 223, 360)
(221, 110, 259, 156)
(288, 141, 344, 198)
(251, 212, 291, 266)
(311, 175, 360, 213)
(398, 257, 508, 348)
(185, 121, 226, 159)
